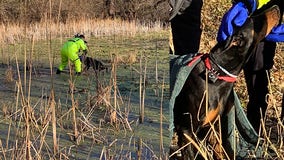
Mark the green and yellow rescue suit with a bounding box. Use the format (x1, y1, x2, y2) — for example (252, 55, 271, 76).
(58, 37, 87, 73)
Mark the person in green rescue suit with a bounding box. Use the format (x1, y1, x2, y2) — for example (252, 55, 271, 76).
(56, 33, 88, 75)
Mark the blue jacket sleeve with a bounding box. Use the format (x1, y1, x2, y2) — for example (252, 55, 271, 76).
(217, 2, 249, 42)
(266, 24, 284, 42)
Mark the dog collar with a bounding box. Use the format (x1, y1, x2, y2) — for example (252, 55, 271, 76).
(203, 54, 237, 83)
(186, 53, 237, 83)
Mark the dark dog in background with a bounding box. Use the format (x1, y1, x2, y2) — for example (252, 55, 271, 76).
(80, 55, 108, 73)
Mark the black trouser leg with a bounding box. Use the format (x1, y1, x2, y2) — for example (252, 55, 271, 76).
(170, 0, 203, 55)
(244, 69, 269, 132)
(244, 41, 276, 132)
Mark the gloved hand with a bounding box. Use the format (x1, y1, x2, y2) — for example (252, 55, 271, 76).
(169, 0, 193, 20)
(242, 0, 257, 13)
(83, 50, 87, 55)
(217, 2, 249, 42)
(266, 24, 284, 42)
(79, 55, 83, 62)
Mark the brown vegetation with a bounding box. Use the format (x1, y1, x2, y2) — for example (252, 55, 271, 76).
(0, 0, 169, 24)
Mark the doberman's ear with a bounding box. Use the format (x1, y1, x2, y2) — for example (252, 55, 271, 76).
(263, 5, 280, 36)
(252, 5, 280, 38)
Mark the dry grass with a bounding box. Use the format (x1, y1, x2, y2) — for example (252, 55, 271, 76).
(4, 67, 14, 82)
(0, 19, 165, 44)
(116, 52, 137, 64)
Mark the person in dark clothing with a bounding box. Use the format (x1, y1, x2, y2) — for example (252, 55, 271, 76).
(244, 40, 278, 132)
(169, 0, 203, 94)
(249, 0, 284, 132)
(217, 0, 284, 132)
(169, 0, 203, 55)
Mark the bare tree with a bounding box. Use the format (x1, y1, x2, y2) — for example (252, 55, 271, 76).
(0, 0, 169, 23)
(104, 0, 115, 18)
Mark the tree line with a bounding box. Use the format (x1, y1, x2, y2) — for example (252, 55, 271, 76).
(0, 0, 169, 24)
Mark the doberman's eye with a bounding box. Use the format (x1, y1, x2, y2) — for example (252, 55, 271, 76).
(232, 34, 245, 47)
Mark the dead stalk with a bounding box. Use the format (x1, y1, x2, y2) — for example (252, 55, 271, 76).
(142, 56, 147, 122)
(25, 103, 31, 160)
(99, 146, 106, 160)
(139, 55, 143, 123)
(139, 54, 147, 123)
(50, 90, 58, 154)
(0, 139, 7, 160)
(6, 119, 11, 150)
(137, 138, 142, 160)
(69, 78, 79, 143)
(159, 73, 165, 159)
(155, 42, 160, 97)
(183, 133, 208, 160)
(111, 54, 118, 126)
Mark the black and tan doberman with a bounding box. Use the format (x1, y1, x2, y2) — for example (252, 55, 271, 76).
(80, 55, 108, 73)
(170, 5, 280, 160)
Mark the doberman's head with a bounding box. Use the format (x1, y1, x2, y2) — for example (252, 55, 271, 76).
(199, 5, 280, 128)
(209, 5, 280, 75)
